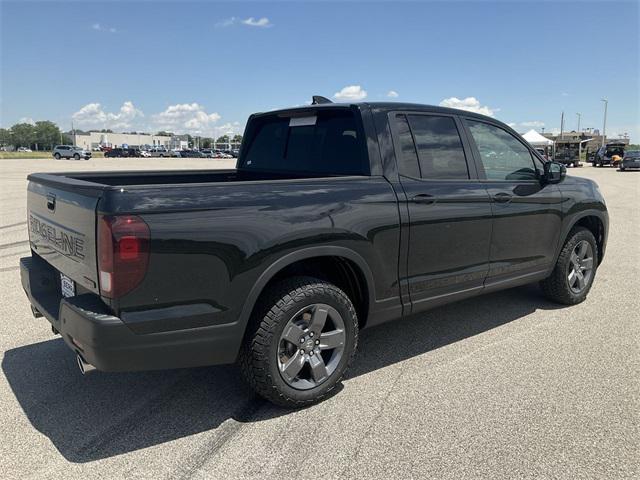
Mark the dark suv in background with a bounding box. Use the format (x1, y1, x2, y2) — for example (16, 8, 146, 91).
(594, 143, 625, 167)
(620, 150, 640, 171)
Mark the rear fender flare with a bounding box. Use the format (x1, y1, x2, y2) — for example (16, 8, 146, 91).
(237, 246, 376, 334)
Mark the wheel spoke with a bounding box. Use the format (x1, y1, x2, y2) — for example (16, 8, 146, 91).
(319, 329, 345, 350)
(308, 305, 328, 333)
(281, 323, 305, 345)
(570, 252, 579, 269)
(280, 351, 305, 381)
(576, 271, 586, 290)
(568, 269, 577, 286)
(581, 257, 593, 270)
(308, 354, 328, 383)
(578, 241, 588, 259)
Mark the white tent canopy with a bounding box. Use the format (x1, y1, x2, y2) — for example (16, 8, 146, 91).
(522, 129, 554, 146)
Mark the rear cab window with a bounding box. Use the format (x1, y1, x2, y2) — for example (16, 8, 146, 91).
(239, 108, 369, 176)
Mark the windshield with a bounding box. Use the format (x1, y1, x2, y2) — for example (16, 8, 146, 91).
(240, 109, 369, 176)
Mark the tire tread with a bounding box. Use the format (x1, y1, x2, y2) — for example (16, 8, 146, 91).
(239, 276, 358, 408)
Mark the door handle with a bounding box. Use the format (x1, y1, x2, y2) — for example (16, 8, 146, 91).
(410, 194, 436, 205)
(492, 192, 513, 203)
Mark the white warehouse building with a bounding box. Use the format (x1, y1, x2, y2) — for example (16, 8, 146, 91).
(69, 131, 173, 150)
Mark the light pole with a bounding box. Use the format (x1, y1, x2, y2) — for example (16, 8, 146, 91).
(601, 98, 608, 147)
(576, 113, 582, 162)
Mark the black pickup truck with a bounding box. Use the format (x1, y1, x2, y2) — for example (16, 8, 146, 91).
(21, 101, 608, 407)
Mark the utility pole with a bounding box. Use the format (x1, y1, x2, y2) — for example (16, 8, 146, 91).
(576, 113, 582, 162)
(601, 98, 608, 147)
(560, 111, 564, 139)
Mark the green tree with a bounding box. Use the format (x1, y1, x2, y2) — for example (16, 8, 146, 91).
(0, 128, 12, 147)
(156, 131, 174, 137)
(11, 123, 36, 148)
(202, 137, 213, 149)
(34, 121, 62, 150)
(232, 134, 243, 144)
(216, 135, 230, 144)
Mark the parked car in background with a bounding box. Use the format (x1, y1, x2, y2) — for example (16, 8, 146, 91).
(104, 148, 141, 158)
(201, 149, 214, 158)
(17, 147, 33, 153)
(149, 147, 170, 157)
(594, 143, 625, 167)
(620, 150, 640, 171)
(179, 150, 206, 158)
(22, 100, 608, 407)
(52, 145, 91, 160)
(139, 150, 151, 158)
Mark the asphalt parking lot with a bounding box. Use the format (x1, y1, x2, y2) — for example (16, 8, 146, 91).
(0, 158, 638, 479)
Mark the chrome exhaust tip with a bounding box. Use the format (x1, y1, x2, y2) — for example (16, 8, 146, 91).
(76, 354, 97, 375)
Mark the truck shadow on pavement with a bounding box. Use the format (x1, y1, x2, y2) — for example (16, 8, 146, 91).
(3, 284, 563, 463)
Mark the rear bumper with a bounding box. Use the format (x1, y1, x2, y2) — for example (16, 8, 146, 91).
(20, 255, 242, 372)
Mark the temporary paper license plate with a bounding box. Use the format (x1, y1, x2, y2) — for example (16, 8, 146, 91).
(60, 273, 75, 298)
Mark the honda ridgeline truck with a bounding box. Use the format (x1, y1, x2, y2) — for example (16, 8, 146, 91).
(21, 99, 608, 407)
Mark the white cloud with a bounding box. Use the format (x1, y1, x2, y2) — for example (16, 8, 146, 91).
(72, 101, 143, 129)
(520, 121, 545, 128)
(334, 85, 367, 101)
(216, 16, 273, 28)
(152, 103, 223, 135)
(216, 17, 238, 27)
(19, 117, 35, 125)
(387, 90, 399, 98)
(242, 17, 272, 28)
(439, 96, 497, 116)
(92, 23, 117, 33)
(507, 120, 546, 131)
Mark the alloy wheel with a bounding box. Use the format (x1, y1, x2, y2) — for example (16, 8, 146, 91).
(567, 240, 594, 293)
(277, 303, 346, 390)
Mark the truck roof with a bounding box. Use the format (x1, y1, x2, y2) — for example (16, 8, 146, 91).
(255, 101, 496, 122)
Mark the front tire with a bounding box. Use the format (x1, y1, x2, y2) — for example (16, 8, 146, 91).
(540, 227, 598, 305)
(54, 153, 61, 159)
(240, 276, 358, 408)
(73, 153, 80, 160)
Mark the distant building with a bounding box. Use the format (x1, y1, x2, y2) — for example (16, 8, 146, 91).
(169, 134, 190, 151)
(539, 131, 630, 161)
(543, 131, 629, 149)
(68, 131, 172, 150)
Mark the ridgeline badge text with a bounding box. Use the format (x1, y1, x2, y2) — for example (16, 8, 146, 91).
(29, 214, 85, 260)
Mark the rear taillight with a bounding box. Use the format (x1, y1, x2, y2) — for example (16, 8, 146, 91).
(97, 215, 150, 298)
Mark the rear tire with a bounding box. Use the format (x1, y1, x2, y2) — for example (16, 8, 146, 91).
(54, 153, 61, 159)
(540, 227, 598, 305)
(73, 153, 80, 160)
(239, 276, 358, 408)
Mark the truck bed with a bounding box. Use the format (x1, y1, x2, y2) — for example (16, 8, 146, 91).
(28, 168, 336, 191)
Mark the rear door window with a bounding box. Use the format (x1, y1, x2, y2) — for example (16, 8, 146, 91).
(393, 114, 421, 178)
(407, 115, 470, 179)
(241, 109, 369, 176)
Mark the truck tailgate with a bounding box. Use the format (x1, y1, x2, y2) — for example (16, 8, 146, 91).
(27, 180, 100, 294)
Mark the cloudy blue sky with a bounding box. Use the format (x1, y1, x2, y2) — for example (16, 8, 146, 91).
(1, 0, 638, 140)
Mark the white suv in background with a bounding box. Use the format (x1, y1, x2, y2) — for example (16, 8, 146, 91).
(53, 145, 91, 160)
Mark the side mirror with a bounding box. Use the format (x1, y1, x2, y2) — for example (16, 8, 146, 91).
(543, 161, 566, 184)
